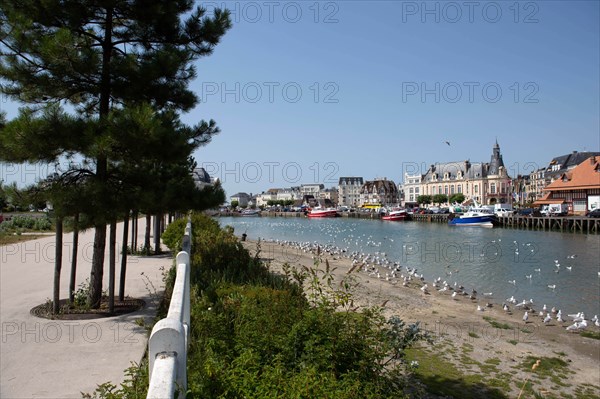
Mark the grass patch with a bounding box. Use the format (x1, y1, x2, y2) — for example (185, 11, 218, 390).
(507, 339, 518, 345)
(0, 233, 46, 245)
(468, 331, 480, 338)
(405, 348, 508, 399)
(580, 330, 600, 340)
(483, 316, 513, 330)
(519, 356, 571, 386)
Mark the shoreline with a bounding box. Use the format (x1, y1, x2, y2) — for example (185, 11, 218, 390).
(242, 238, 600, 398)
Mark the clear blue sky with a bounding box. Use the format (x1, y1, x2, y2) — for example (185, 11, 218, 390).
(1, 1, 599, 199)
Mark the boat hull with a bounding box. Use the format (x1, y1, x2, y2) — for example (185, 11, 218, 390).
(307, 210, 338, 218)
(448, 215, 495, 227)
(381, 214, 406, 221)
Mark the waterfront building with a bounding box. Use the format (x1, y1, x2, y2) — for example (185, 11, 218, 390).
(255, 189, 279, 207)
(230, 192, 250, 207)
(359, 178, 399, 208)
(402, 173, 422, 207)
(419, 141, 512, 205)
(318, 187, 339, 206)
(300, 184, 324, 197)
(337, 177, 364, 207)
(534, 156, 600, 215)
(528, 151, 600, 202)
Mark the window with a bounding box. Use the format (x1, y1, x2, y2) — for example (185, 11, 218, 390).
(450, 185, 455, 194)
(490, 183, 496, 194)
(415, 187, 419, 194)
(457, 185, 462, 193)
(474, 185, 478, 193)
(444, 185, 448, 194)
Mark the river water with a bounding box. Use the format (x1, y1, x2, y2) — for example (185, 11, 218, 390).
(216, 216, 600, 318)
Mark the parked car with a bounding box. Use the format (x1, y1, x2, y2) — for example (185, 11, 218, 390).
(495, 208, 514, 217)
(587, 209, 600, 218)
(517, 208, 534, 216)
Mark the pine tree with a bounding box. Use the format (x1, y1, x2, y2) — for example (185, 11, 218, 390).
(1, 1, 231, 308)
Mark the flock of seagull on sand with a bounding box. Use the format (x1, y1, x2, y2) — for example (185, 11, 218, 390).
(263, 238, 600, 332)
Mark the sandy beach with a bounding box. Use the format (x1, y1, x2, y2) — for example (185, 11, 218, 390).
(242, 239, 600, 398)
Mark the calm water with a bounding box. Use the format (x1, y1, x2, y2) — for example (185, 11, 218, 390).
(217, 216, 600, 318)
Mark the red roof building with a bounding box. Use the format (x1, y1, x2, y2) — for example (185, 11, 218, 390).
(534, 156, 600, 215)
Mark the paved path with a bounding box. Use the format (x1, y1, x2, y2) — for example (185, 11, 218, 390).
(1, 217, 170, 398)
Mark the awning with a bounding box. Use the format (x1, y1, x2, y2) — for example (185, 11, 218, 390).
(532, 199, 566, 205)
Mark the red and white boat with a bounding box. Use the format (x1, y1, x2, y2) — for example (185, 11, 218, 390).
(381, 208, 407, 221)
(307, 207, 338, 218)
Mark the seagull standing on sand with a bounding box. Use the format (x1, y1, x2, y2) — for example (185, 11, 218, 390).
(543, 314, 552, 324)
(523, 311, 529, 323)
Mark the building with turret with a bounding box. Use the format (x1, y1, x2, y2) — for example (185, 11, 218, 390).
(418, 141, 512, 205)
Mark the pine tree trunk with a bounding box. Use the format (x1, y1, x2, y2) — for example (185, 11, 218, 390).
(133, 212, 138, 251)
(119, 211, 129, 301)
(88, 223, 106, 308)
(109, 219, 117, 312)
(88, 6, 113, 310)
(53, 216, 63, 314)
(69, 213, 79, 303)
(154, 214, 161, 254)
(144, 214, 151, 251)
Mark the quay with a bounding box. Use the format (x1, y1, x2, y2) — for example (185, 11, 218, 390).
(216, 211, 600, 234)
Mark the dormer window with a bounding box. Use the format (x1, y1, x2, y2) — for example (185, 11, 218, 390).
(444, 172, 449, 180)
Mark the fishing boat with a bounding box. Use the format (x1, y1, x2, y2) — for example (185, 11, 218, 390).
(307, 207, 338, 218)
(241, 209, 261, 216)
(448, 201, 496, 227)
(381, 208, 407, 221)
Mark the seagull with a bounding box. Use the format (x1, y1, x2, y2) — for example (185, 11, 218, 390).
(477, 305, 484, 311)
(451, 291, 457, 300)
(523, 311, 529, 323)
(547, 284, 556, 290)
(508, 280, 516, 285)
(543, 314, 552, 324)
(503, 304, 510, 312)
(444, 141, 451, 146)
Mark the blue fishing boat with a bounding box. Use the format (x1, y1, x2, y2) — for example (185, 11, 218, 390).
(448, 201, 496, 227)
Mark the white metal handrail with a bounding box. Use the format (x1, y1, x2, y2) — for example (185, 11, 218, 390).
(147, 220, 192, 399)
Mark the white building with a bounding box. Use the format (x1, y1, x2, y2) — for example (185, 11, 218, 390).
(402, 173, 422, 207)
(337, 177, 364, 207)
(230, 192, 250, 207)
(300, 184, 324, 196)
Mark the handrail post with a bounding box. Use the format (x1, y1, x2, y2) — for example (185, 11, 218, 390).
(147, 218, 192, 399)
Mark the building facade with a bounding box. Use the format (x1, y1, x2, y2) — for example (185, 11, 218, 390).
(337, 177, 364, 207)
(419, 141, 512, 205)
(527, 151, 600, 203)
(402, 173, 422, 207)
(534, 156, 600, 215)
(230, 192, 250, 207)
(359, 178, 399, 207)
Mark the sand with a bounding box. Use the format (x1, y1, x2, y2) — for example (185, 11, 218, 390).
(242, 239, 600, 398)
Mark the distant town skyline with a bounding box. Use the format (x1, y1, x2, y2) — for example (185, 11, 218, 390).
(1, 1, 598, 198)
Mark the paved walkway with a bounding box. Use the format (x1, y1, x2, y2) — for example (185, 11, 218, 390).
(1, 217, 170, 398)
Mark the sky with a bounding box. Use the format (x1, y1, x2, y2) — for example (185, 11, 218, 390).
(1, 1, 599, 199)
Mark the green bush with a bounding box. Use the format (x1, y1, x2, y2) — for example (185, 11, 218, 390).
(0, 215, 52, 232)
(90, 211, 427, 398)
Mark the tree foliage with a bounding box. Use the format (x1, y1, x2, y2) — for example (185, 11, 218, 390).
(0, 1, 231, 307)
(416, 195, 431, 206)
(432, 194, 447, 205)
(449, 193, 465, 204)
